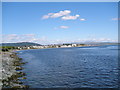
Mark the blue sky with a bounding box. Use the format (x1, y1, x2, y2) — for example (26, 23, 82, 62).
(2, 0, 120, 2)
(2, 2, 118, 44)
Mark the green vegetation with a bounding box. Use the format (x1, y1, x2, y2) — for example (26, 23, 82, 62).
(79, 44, 86, 46)
(1, 42, 42, 47)
(0, 46, 17, 52)
(63, 44, 72, 46)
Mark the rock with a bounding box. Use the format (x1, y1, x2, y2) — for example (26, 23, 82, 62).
(1, 51, 27, 88)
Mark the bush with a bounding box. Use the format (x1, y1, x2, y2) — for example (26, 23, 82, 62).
(0, 46, 16, 52)
(1, 48, 9, 52)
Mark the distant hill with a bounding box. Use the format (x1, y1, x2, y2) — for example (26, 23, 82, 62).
(1, 42, 42, 47)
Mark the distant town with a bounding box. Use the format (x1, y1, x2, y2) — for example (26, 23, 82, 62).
(17, 43, 88, 50)
(0, 42, 118, 52)
(1, 43, 88, 51)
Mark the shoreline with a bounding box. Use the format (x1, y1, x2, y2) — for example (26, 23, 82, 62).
(1, 51, 28, 88)
(0, 45, 97, 88)
(15, 45, 100, 51)
(13, 44, 114, 51)
(1, 44, 117, 88)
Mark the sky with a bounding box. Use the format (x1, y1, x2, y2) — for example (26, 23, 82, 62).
(2, 0, 120, 2)
(2, 2, 119, 44)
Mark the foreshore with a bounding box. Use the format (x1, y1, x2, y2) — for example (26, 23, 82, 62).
(0, 51, 28, 89)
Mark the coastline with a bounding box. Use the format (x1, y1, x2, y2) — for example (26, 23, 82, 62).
(15, 45, 99, 51)
(13, 44, 115, 51)
(1, 51, 28, 88)
(0, 45, 96, 88)
(11, 44, 118, 88)
(0, 44, 117, 88)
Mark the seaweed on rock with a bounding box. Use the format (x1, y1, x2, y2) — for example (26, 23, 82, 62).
(1, 51, 28, 89)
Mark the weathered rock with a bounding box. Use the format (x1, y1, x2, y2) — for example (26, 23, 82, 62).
(1, 51, 27, 88)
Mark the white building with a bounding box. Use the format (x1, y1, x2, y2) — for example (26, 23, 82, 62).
(72, 44, 77, 47)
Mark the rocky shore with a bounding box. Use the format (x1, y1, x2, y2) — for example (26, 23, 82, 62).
(0, 51, 28, 89)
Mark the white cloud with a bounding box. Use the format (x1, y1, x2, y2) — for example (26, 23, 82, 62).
(2, 34, 117, 45)
(61, 14, 80, 20)
(54, 26, 69, 30)
(112, 18, 120, 21)
(22, 34, 35, 37)
(60, 26, 69, 29)
(80, 18, 86, 21)
(77, 38, 118, 42)
(50, 10, 71, 18)
(42, 15, 50, 19)
(2, 34, 36, 43)
(42, 10, 86, 21)
(42, 10, 71, 19)
(45, 38, 118, 44)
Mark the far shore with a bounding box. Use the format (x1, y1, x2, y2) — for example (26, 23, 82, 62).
(11, 44, 117, 51)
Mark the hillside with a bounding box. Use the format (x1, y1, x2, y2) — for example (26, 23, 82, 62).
(1, 42, 42, 47)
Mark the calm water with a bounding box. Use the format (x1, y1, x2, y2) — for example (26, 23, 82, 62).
(17, 45, 119, 88)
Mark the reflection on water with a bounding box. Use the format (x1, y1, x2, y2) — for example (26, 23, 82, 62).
(17, 45, 118, 88)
